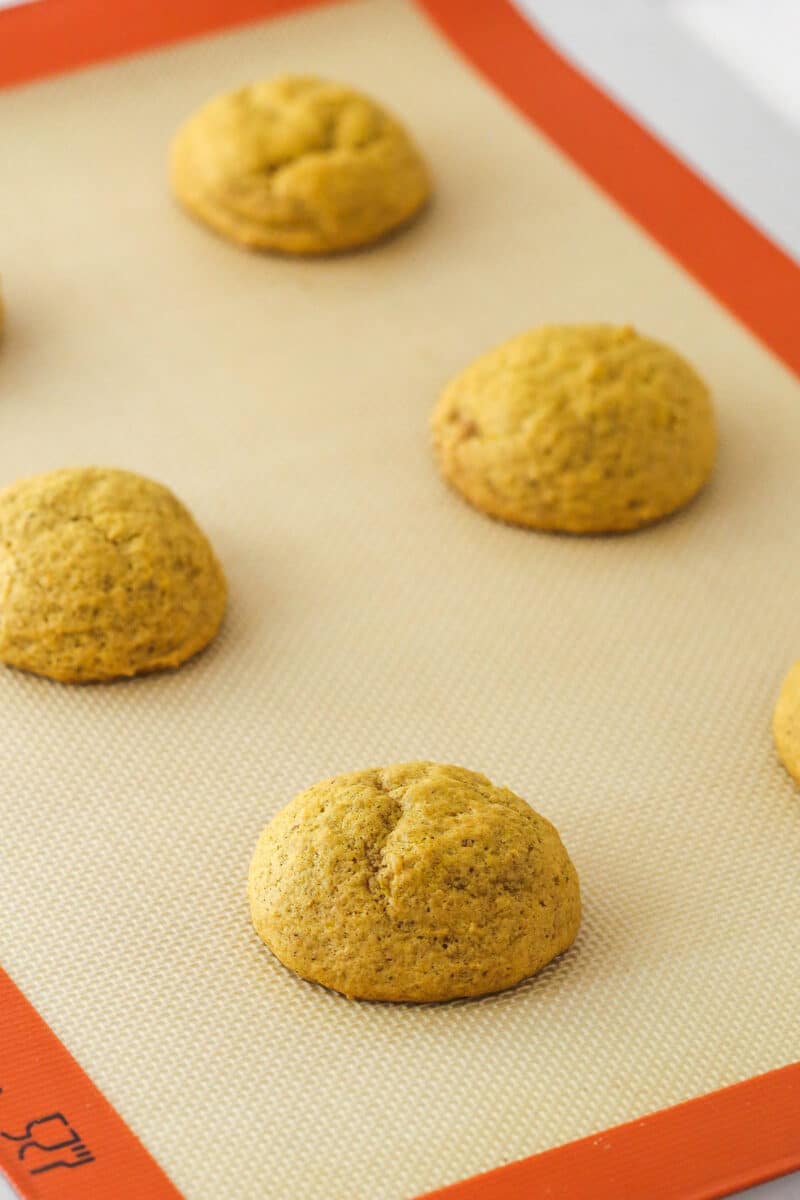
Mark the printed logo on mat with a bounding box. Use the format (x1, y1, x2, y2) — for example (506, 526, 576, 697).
(0, 1108, 94, 1176)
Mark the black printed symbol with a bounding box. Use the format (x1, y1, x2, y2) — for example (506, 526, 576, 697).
(0, 1112, 95, 1175)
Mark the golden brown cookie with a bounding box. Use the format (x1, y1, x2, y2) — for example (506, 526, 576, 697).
(0, 467, 227, 683)
(773, 661, 800, 786)
(431, 324, 716, 533)
(170, 75, 430, 255)
(248, 761, 581, 1002)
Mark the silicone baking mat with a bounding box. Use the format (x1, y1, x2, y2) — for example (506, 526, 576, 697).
(1, 2, 799, 1198)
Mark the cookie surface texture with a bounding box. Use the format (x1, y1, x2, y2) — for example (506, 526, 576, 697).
(170, 75, 430, 254)
(773, 661, 800, 786)
(431, 324, 716, 533)
(248, 761, 581, 1002)
(0, 467, 227, 682)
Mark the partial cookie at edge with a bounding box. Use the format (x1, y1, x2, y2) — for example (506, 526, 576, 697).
(0, 466, 227, 683)
(773, 661, 800, 786)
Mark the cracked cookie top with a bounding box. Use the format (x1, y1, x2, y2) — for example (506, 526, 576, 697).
(248, 761, 581, 1002)
(431, 324, 716, 533)
(0, 467, 227, 682)
(170, 75, 431, 254)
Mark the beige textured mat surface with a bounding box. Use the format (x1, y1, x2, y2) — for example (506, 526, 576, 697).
(0, 1, 799, 1197)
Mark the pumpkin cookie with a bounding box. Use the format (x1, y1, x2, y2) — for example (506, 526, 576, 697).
(248, 761, 581, 1002)
(773, 661, 800, 786)
(170, 75, 430, 254)
(431, 324, 716, 533)
(0, 467, 227, 682)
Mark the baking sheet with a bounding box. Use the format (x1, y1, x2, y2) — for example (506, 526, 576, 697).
(0, 1, 799, 1197)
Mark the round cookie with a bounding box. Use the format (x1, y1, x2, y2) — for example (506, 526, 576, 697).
(0, 467, 227, 683)
(773, 661, 800, 786)
(248, 761, 581, 1002)
(431, 324, 716, 533)
(170, 75, 430, 255)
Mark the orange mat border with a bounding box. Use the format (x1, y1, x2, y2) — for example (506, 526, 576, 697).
(419, 0, 800, 382)
(0, 968, 181, 1198)
(1, 1, 799, 1198)
(419, 1063, 800, 1200)
(0, 0, 335, 89)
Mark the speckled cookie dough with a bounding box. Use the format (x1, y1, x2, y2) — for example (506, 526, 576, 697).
(248, 761, 581, 1002)
(170, 75, 431, 254)
(773, 661, 800, 786)
(431, 324, 717, 533)
(0, 467, 227, 683)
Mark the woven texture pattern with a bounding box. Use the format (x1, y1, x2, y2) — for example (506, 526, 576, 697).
(0, 3, 798, 1198)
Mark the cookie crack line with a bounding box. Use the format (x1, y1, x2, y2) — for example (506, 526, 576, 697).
(263, 127, 388, 181)
(64, 513, 142, 552)
(369, 770, 398, 800)
(363, 771, 408, 914)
